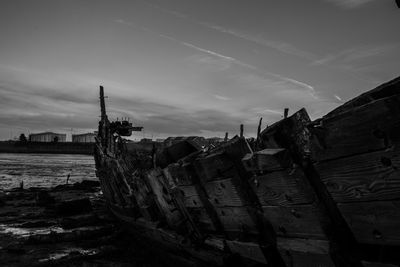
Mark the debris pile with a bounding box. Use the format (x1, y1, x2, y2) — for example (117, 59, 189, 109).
(0, 181, 189, 267)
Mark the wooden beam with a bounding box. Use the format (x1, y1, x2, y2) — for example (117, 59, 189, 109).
(242, 148, 292, 172)
(315, 145, 400, 203)
(250, 169, 315, 206)
(310, 95, 400, 161)
(338, 200, 400, 245)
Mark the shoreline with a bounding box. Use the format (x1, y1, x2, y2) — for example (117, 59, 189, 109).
(0, 181, 196, 267)
(0, 141, 94, 155)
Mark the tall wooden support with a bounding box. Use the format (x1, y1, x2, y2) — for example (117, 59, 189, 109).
(98, 85, 110, 152)
(99, 85, 107, 120)
(307, 78, 400, 265)
(256, 118, 263, 148)
(259, 108, 363, 267)
(284, 108, 289, 119)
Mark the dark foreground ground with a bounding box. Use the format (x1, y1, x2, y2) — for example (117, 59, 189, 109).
(0, 181, 197, 267)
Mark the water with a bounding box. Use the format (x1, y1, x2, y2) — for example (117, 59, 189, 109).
(0, 153, 96, 190)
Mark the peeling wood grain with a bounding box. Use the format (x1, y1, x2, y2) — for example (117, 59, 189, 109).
(242, 148, 292, 172)
(310, 95, 400, 161)
(316, 146, 400, 203)
(250, 168, 315, 206)
(164, 162, 195, 186)
(277, 237, 335, 267)
(226, 240, 268, 264)
(204, 177, 246, 207)
(277, 237, 330, 254)
(262, 205, 326, 239)
(194, 151, 236, 182)
(338, 200, 400, 245)
(362, 261, 399, 267)
(216, 206, 258, 235)
(187, 207, 216, 232)
(178, 185, 203, 208)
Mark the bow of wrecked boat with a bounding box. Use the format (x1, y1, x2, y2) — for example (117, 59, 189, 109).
(94, 77, 400, 267)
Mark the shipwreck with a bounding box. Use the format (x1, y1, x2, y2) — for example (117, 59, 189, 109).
(94, 76, 400, 267)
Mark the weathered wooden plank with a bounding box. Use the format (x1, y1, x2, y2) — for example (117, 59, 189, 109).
(226, 240, 268, 264)
(324, 76, 400, 119)
(194, 151, 236, 182)
(164, 163, 194, 186)
(277, 237, 335, 267)
(310, 95, 400, 161)
(242, 148, 292, 172)
(204, 237, 225, 251)
(259, 108, 364, 266)
(157, 140, 200, 168)
(178, 185, 203, 208)
(223, 136, 253, 159)
(262, 205, 326, 239)
(218, 137, 288, 266)
(167, 160, 227, 233)
(216, 206, 258, 234)
(203, 177, 245, 207)
(362, 261, 399, 267)
(338, 200, 400, 245)
(260, 108, 312, 162)
(146, 169, 182, 226)
(280, 250, 335, 267)
(187, 207, 216, 232)
(250, 168, 315, 206)
(316, 146, 400, 203)
(277, 237, 330, 254)
(169, 186, 204, 240)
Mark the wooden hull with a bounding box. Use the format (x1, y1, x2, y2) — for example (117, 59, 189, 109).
(94, 76, 400, 267)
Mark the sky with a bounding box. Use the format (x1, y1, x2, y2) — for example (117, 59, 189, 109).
(0, 0, 399, 140)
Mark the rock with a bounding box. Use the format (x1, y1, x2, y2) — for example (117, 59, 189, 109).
(20, 220, 56, 228)
(35, 191, 55, 206)
(53, 184, 74, 191)
(55, 198, 92, 216)
(60, 214, 99, 229)
(5, 243, 26, 254)
(0, 191, 6, 206)
(72, 180, 100, 191)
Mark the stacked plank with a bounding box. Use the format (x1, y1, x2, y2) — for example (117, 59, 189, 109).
(94, 77, 400, 266)
(255, 109, 336, 267)
(164, 137, 276, 265)
(308, 78, 400, 265)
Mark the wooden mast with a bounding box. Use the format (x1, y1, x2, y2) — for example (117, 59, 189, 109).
(100, 85, 107, 121)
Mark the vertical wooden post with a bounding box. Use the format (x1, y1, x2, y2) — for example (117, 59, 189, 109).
(99, 86, 107, 120)
(284, 108, 289, 119)
(240, 124, 244, 138)
(256, 117, 262, 146)
(224, 132, 229, 142)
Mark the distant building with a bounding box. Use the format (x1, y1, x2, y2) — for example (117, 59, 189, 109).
(139, 138, 153, 143)
(207, 137, 224, 144)
(29, 132, 66, 142)
(72, 133, 96, 143)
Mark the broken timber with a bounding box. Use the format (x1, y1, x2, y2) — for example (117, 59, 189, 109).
(94, 76, 400, 266)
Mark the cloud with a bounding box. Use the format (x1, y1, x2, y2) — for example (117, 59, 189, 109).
(343, 45, 397, 62)
(334, 95, 343, 101)
(323, 0, 376, 9)
(214, 94, 230, 101)
(0, 64, 250, 139)
(198, 22, 317, 61)
(187, 55, 233, 71)
(133, 1, 317, 61)
(114, 19, 236, 62)
(115, 18, 318, 101)
(310, 43, 400, 83)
